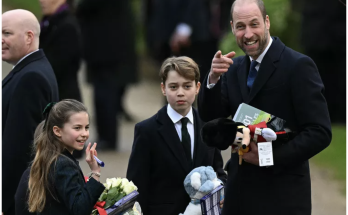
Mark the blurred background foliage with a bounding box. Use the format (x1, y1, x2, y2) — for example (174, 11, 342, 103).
(2, 0, 345, 188)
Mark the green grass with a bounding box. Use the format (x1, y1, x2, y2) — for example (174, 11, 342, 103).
(3, 0, 42, 17)
(311, 125, 346, 192)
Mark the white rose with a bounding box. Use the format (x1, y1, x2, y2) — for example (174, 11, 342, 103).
(106, 178, 114, 189)
(120, 178, 129, 189)
(113, 177, 122, 187)
(110, 178, 118, 187)
(128, 181, 138, 190)
(123, 181, 138, 195)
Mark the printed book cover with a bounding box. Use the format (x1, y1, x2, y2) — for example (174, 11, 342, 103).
(200, 185, 224, 215)
(232, 103, 286, 131)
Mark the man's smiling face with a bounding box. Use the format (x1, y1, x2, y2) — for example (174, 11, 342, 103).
(231, 1, 270, 60)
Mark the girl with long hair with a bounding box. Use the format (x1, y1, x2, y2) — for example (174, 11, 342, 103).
(27, 99, 105, 214)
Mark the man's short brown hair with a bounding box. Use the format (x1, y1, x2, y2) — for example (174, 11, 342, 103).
(159, 56, 200, 84)
(230, 0, 267, 22)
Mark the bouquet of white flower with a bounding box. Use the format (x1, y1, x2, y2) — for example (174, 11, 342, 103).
(91, 177, 141, 215)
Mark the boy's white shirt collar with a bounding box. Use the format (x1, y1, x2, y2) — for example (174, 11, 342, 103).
(167, 104, 194, 125)
(249, 36, 273, 64)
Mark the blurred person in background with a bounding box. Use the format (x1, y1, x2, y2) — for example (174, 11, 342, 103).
(76, 0, 138, 150)
(38, 0, 84, 158)
(2, 9, 59, 215)
(299, 0, 346, 123)
(144, 0, 234, 83)
(39, 0, 82, 102)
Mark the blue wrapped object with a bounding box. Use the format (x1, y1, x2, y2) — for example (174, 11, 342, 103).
(200, 185, 224, 215)
(104, 191, 139, 215)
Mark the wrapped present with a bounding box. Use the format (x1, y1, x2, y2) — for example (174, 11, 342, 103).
(200, 185, 224, 215)
(105, 191, 139, 215)
(118, 202, 142, 215)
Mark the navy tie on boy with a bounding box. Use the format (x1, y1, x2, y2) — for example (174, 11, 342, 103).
(181, 117, 192, 167)
(247, 60, 258, 89)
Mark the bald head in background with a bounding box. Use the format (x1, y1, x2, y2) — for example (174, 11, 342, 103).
(2, 9, 41, 65)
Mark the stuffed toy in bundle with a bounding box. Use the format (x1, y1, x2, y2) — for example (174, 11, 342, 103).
(179, 166, 223, 215)
(201, 118, 291, 165)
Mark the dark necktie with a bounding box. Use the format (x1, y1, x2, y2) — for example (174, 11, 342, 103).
(181, 117, 192, 167)
(247, 60, 258, 89)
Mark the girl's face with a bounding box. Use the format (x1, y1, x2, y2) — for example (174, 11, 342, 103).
(54, 112, 89, 154)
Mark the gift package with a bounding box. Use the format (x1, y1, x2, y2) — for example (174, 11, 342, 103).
(200, 185, 224, 215)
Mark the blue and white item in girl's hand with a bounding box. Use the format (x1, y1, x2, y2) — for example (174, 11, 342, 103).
(94, 155, 105, 167)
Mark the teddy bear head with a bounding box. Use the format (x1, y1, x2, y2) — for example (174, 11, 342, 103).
(183, 166, 222, 200)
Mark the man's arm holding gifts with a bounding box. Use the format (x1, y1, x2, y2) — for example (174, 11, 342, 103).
(272, 57, 332, 167)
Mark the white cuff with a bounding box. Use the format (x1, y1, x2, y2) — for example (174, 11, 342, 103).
(206, 75, 220, 89)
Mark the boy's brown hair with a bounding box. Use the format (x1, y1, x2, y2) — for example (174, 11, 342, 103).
(159, 56, 200, 84)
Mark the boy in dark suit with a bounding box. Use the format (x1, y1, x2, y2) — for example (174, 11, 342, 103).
(127, 56, 227, 215)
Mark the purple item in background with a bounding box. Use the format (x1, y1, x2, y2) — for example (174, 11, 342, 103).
(40, 3, 69, 28)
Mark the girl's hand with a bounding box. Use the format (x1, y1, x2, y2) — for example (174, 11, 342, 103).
(85, 142, 100, 173)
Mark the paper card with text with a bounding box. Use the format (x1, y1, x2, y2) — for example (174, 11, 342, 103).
(258, 142, 274, 166)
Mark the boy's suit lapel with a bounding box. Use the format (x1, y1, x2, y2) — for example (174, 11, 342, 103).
(157, 106, 190, 173)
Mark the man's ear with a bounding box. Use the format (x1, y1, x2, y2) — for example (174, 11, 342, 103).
(265, 15, 270, 30)
(230, 21, 235, 35)
(25, 30, 34, 45)
(196, 82, 201, 94)
(161, 82, 166, 96)
(53, 126, 62, 137)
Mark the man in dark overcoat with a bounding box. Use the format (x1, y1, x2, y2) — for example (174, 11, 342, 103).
(198, 0, 332, 214)
(2, 9, 59, 215)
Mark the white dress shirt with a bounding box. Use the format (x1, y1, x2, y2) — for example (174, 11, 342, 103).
(167, 104, 195, 158)
(248, 37, 273, 70)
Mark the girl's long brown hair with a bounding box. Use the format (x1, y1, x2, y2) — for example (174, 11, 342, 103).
(28, 99, 88, 212)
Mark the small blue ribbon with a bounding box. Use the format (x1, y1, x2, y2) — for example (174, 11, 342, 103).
(191, 199, 201, 205)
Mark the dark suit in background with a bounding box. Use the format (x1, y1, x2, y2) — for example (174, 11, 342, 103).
(198, 37, 332, 215)
(2, 50, 59, 214)
(144, 0, 233, 82)
(299, 0, 346, 123)
(76, 0, 138, 150)
(127, 106, 227, 215)
(40, 5, 84, 159)
(40, 7, 82, 102)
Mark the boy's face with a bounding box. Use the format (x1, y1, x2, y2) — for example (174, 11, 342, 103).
(161, 70, 201, 116)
